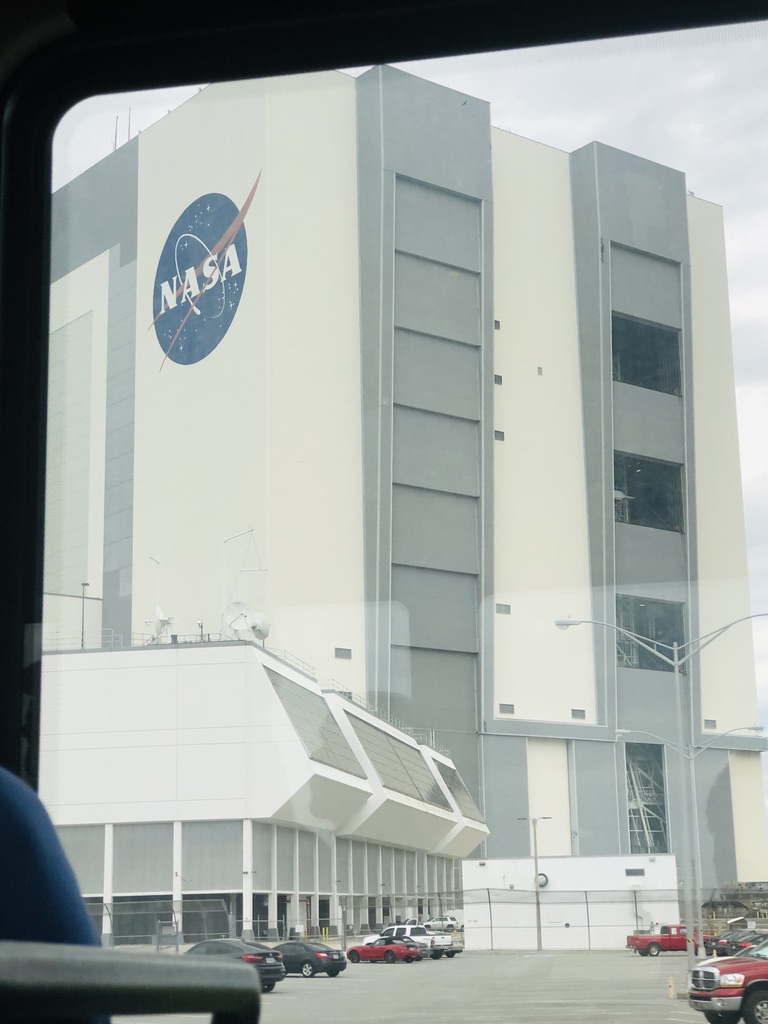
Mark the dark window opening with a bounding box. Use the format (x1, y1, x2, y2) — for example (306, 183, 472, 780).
(626, 742, 668, 854)
(704, 718, 717, 729)
(571, 708, 586, 719)
(612, 313, 681, 396)
(625, 868, 646, 876)
(496, 603, 511, 614)
(616, 594, 684, 672)
(499, 703, 515, 714)
(494, 374, 502, 384)
(614, 452, 684, 532)
(494, 429, 505, 440)
(334, 647, 352, 659)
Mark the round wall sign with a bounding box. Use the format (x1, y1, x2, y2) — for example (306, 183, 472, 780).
(153, 191, 250, 366)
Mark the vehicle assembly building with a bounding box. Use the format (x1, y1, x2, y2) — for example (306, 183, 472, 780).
(42, 64, 768, 941)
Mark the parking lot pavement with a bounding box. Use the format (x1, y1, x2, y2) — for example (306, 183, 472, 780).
(117, 949, 698, 1024)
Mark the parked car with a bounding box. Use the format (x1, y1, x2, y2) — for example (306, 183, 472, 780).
(347, 937, 418, 963)
(425, 915, 460, 932)
(714, 929, 753, 956)
(393, 936, 424, 960)
(271, 940, 347, 978)
(185, 938, 286, 992)
(726, 930, 768, 956)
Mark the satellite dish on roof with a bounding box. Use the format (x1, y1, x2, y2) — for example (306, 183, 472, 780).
(223, 601, 270, 642)
(145, 606, 174, 643)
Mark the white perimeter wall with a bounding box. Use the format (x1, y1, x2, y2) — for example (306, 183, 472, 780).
(490, 129, 595, 725)
(463, 854, 679, 950)
(132, 72, 366, 695)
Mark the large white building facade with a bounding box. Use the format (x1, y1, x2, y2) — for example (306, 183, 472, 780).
(42, 62, 768, 931)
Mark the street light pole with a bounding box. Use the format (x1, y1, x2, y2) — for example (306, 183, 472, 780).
(555, 612, 768, 975)
(518, 815, 551, 952)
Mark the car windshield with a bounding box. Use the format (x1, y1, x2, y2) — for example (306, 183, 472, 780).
(40, 8, 768, 983)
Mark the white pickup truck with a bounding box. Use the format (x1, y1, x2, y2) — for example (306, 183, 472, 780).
(363, 924, 457, 959)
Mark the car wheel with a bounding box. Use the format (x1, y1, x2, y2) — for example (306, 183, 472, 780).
(384, 950, 396, 963)
(704, 1013, 740, 1024)
(348, 950, 360, 963)
(445, 951, 456, 958)
(637, 949, 648, 957)
(431, 951, 443, 959)
(301, 961, 316, 978)
(261, 981, 276, 993)
(404, 956, 413, 963)
(646, 943, 661, 957)
(327, 969, 340, 977)
(743, 991, 768, 1024)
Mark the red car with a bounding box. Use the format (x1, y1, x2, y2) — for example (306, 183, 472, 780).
(346, 937, 418, 963)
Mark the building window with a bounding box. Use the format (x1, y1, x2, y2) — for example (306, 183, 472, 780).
(614, 452, 684, 532)
(334, 647, 352, 659)
(499, 703, 515, 715)
(625, 868, 646, 877)
(494, 430, 505, 440)
(571, 708, 586, 720)
(496, 603, 511, 615)
(704, 719, 717, 729)
(626, 743, 668, 854)
(494, 374, 502, 385)
(616, 595, 683, 672)
(494, 320, 500, 329)
(612, 313, 681, 396)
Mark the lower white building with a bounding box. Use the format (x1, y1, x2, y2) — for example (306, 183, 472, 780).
(40, 640, 486, 944)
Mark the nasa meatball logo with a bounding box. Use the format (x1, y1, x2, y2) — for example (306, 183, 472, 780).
(152, 174, 261, 367)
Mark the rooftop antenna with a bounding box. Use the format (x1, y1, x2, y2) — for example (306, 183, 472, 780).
(222, 601, 270, 646)
(145, 606, 174, 644)
(149, 555, 160, 607)
(221, 528, 267, 634)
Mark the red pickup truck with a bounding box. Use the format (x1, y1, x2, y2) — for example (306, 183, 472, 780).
(627, 924, 712, 957)
(689, 943, 768, 1024)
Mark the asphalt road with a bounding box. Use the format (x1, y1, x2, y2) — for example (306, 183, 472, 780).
(117, 949, 700, 1024)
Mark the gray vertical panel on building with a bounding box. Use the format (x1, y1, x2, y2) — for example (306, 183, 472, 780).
(252, 822, 273, 892)
(391, 565, 477, 652)
(275, 827, 295, 891)
(615, 524, 685, 585)
(694, 750, 737, 889)
(356, 67, 493, 796)
(570, 141, 694, 755)
(392, 487, 479, 574)
(381, 845, 393, 886)
(182, 821, 242, 891)
(572, 741, 621, 856)
(393, 407, 479, 496)
(394, 330, 480, 419)
(102, 250, 137, 642)
(366, 844, 380, 891)
(57, 824, 105, 894)
(394, 253, 479, 344)
(612, 384, 684, 464)
(405, 850, 416, 894)
(335, 838, 350, 891)
(317, 832, 333, 892)
(351, 841, 366, 893)
(611, 246, 682, 327)
(394, 176, 481, 271)
(298, 830, 315, 892)
(113, 822, 173, 893)
(477, 735, 529, 859)
(616, 668, 681, 737)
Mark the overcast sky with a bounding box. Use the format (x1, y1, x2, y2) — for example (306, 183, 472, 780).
(52, 19, 768, 730)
